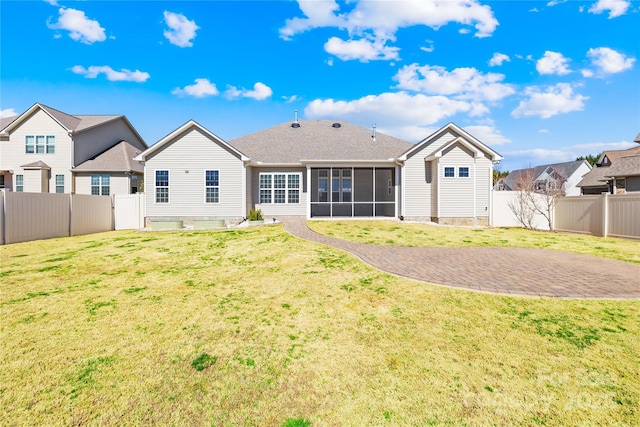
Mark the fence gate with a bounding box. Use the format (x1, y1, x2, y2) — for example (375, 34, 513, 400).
(114, 193, 145, 230)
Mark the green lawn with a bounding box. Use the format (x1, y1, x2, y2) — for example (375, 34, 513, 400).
(1, 225, 638, 426)
(308, 220, 640, 264)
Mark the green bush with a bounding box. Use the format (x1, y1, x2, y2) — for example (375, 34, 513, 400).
(248, 209, 263, 221)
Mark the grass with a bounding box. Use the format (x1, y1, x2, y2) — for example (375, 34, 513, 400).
(1, 225, 639, 426)
(308, 220, 640, 264)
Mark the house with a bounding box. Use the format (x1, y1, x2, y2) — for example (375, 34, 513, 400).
(576, 139, 640, 194)
(495, 160, 592, 197)
(0, 103, 147, 195)
(134, 119, 502, 226)
(602, 154, 640, 193)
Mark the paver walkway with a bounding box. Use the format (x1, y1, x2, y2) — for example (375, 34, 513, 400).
(280, 217, 640, 299)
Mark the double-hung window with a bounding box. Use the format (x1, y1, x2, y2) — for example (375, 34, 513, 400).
(46, 136, 55, 153)
(25, 136, 35, 153)
(16, 175, 24, 192)
(55, 175, 65, 193)
(259, 172, 301, 204)
(91, 175, 110, 195)
(205, 170, 219, 203)
(155, 170, 169, 203)
(25, 135, 55, 153)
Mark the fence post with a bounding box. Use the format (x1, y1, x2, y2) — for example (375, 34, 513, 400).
(602, 193, 608, 238)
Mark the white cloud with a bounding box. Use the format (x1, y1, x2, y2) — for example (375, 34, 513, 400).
(489, 52, 510, 67)
(172, 78, 219, 97)
(1, 108, 18, 119)
(47, 7, 106, 44)
(163, 11, 199, 47)
(529, 7, 540, 12)
(393, 64, 515, 102)
(587, 0, 630, 18)
(585, 47, 635, 75)
(464, 123, 511, 145)
(511, 83, 588, 119)
(305, 91, 474, 128)
(71, 65, 150, 82)
(324, 36, 399, 62)
(547, 0, 567, 6)
(420, 40, 435, 53)
(280, 0, 498, 62)
(538, 129, 550, 134)
(282, 95, 301, 103)
(536, 51, 571, 75)
(224, 82, 273, 100)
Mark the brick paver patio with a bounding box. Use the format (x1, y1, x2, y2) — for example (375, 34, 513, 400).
(280, 217, 640, 299)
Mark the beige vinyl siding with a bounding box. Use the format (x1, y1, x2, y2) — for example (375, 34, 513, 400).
(402, 131, 456, 218)
(0, 109, 73, 193)
(144, 128, 244, 218)
(438, 144, 475, 218)
(431, 160, 438, 218)
(74, 173, 133, 195)
(73, 119, 146, 166)
(475, 155, 492, 217)
(251, 167, 307, 216)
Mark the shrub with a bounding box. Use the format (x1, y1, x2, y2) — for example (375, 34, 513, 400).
(248, 209, 263, 221)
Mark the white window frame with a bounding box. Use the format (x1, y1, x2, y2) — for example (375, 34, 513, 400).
(46, 136, 55, 154)
(91, 175, 110, 195)
(444, 167, 455, 178)
(459, 167, 470, 178)
(259, 172, 301, 204)
(155, 170, 169, 204)
(205, 170, 220, 204)
(25, 136, 35, 153)
(16, 174, 24, 192)
(55, 174, 65, 193)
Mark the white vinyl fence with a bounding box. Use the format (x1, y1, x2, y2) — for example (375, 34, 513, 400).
(0, 190, 114, 245)
(114, 193, 145, 230)
(492, 191, 640, 239)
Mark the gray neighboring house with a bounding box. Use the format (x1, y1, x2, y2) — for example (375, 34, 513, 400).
(134, 119, 502, 226)
(577, 136, 640, 194)
(495, 160, 592, 196)
(602, 155, 640, 193)
(0, 103, 147, 195)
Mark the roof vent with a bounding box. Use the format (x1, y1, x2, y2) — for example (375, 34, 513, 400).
(372, 124, 377, 142)
(291, 109, 300, 128)
(332, 122, 341, 128)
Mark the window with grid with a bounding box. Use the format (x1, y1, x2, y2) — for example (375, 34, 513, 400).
(205, 170, 219, 203)
(55, 175, 64, 193)
(36, 136, 45, 153)
(444, 167, 455, 177)
(459, 167, 469, 178)
(46, 136, 55, 153)
(259, 172, 301, 204)
(155, 170, 169, 203)
(16, 175, 24, 192)
(25, 136, 35, 153)
(91, 175, 110, 195)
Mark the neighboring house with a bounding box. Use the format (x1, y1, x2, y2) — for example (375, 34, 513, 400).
(577, 139, 640, 195)
(134, 119, 502, 225)
(602, 154, 640, 193)
(495, 160, 591, 197)
(0, 103, 147, 195)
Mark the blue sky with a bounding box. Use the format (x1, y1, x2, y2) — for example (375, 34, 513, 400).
(1, 0, 638, 171)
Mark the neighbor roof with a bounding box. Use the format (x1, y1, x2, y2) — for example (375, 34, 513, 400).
(229, 120, 413, 165)
(604, 155, 640, 178)
(1, 103, 146, 147)
(74, 141, 144, 173)
(576, 165, 611, 188)
(600, 146, 640, 164)
(501, 160, 589, 190)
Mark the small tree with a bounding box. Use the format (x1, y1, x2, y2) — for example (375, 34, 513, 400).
(507, 167, 565, 231)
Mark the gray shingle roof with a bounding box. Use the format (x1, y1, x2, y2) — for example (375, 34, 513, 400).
(228, 120, 413, 164)
(1, 115, 18, 131)
(74, 140, 144, 173)
(604, 155, 640, 178)
(20, 161, 51, 169)
(576, 165, 610, 188)
(500, 160, 588, 190)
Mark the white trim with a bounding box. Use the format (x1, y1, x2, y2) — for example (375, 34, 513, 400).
(306, 166, 312, 219)
(242, 163, 247, 219)
(436, 159, 441, 219)
(400, 163, 406, 218)
(473, 159, 476, 219)
(258, 171, 302, 205)
(394, 165, 400, 218)
(135, 120, 248, 162)
(153, 169, 170, 204)
(204, 169, 220, 204)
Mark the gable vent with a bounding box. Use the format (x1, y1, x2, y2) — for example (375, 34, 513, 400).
(332, 122, 341, 128)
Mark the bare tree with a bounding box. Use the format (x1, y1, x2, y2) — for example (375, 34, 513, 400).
(507, 167, 566, 231)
